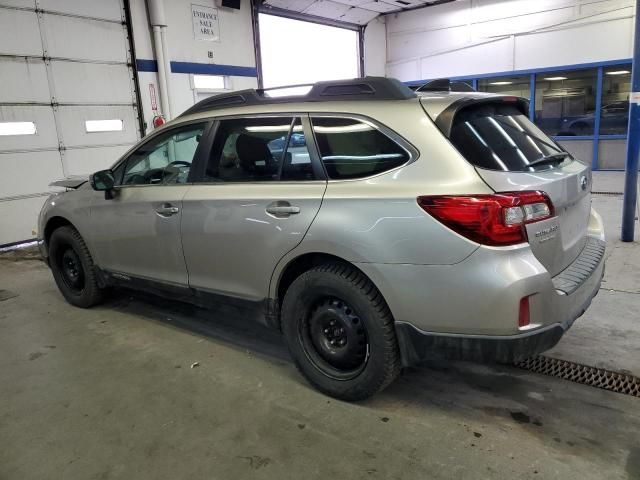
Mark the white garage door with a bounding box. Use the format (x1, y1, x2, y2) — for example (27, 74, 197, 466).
(0, 0, 141, 245)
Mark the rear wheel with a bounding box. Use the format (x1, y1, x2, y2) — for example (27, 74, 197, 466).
(281, 262, 401, 401)
(49, 226, 104, 308)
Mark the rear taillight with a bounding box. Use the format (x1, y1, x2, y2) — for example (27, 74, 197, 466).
(417, 191, 554, 246)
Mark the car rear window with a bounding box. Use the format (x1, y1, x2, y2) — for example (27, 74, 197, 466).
(311, 117, 410, 179)
(449, 103, 572, 172)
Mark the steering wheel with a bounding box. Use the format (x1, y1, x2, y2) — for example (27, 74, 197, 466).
(163, 160, 192, 183)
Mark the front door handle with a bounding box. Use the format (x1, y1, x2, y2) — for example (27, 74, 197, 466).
(155, 203, 180, 217)
(266, 202, 300, 217)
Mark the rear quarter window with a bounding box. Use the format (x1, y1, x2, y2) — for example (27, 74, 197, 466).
(311, 117, 409, 179)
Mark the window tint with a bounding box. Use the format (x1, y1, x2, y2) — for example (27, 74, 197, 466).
(534, 69, 597, 136)
(311, 117, 409, 179)
(450, 103, 571, 172)
(122, 124, 205, 186)
(204, 117, 314, 182)
(281, 118, 314, 181)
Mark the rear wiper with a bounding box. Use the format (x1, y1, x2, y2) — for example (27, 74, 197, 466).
(527, 152, 570, 168)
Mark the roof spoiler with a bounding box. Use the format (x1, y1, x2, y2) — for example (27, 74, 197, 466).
(410, 79, 476, 93)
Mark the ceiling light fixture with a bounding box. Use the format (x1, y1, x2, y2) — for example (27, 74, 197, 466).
(489, 81, 513, 86)
(544, 76, 568, 81)
(606, 70, 631, 76)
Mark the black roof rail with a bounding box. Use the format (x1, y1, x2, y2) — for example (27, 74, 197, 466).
(412, 79, 476, 93)
(179, 77, 416, 117)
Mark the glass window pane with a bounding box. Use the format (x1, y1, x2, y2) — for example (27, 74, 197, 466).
(311, 117, 409, 180)
(449, 102, 571, 172)
(478, 75, 531, 99)
(122, 124, 205, 186)
(281, 119, 314, 181)
(205, 117, 295, 182)
(601, 65, 631, 135)
(534, 69, 597, 136)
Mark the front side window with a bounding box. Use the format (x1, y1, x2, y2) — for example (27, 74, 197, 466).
(311, 117, 409, 180)
(121, 123, 206, 186)
(204, 117, 314, 182)
(450, 103, 571, 172)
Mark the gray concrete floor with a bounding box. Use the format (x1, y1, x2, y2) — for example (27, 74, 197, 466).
(1, 173, 639, 480)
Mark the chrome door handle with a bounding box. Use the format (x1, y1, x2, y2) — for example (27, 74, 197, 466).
(155, 203, 180, 216)
(266, 203, 300, 217)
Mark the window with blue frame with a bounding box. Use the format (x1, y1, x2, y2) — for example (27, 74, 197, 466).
(478, 75, 531, 99)
(534, 69, 598, 137)
(600, 65, 631, 135)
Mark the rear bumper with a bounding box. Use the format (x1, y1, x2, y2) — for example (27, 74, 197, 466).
(396, 321, 566, 365)
(393, 237, 605, 366)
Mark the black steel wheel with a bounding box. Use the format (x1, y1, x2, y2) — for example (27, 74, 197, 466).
(300, 298, 369, 380)
(59, 247, 85, 293)
(49, 225, 104, 308)
(281, 262, 401, 401)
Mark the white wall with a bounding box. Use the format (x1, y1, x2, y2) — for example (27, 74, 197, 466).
(364, 17, 387, 76)
(386, 0, 635, 81)
(130, 0, 258, 132)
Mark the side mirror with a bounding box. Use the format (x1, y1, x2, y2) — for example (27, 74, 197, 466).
(90, 169, 116, 199)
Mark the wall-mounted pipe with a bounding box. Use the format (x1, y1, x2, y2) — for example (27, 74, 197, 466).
(147, 0, 172, 119)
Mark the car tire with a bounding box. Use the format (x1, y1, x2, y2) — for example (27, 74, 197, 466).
(49, 225, 104, 308)
(281, 262, 401, 401)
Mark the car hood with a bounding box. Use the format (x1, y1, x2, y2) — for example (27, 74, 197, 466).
(49, 175, 89, 189)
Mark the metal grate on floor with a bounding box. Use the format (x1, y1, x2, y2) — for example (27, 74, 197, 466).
(515, 355, 640, 397)
(592, 191, 623, 196)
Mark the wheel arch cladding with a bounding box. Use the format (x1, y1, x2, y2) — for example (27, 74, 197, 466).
(274, 252, 390, 330)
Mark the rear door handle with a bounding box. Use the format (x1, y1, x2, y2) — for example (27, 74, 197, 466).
(266, 202, 300, 217)
(155, 203, 180, 217)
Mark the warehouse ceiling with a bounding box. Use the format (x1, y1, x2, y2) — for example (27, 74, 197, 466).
(261, 0, 455, 26)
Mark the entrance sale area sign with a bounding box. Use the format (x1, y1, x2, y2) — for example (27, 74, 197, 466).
(192, 4, 220, 41)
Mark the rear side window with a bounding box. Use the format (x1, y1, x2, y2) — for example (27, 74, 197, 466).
(203, 117, 315, 182)
(311, 117, 409, 179)
(449, 103, 571, 172)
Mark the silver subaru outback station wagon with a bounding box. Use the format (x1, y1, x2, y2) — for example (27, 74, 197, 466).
(38, 77, 605, 400)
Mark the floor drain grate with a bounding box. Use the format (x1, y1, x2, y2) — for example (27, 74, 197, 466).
(515, 355, 640, 397)
(592, 191, 623, 196)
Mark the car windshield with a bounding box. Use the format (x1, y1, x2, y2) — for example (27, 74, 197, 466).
(450, 103, 573, 172)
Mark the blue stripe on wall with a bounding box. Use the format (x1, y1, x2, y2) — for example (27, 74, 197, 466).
(136, 59, 158, 72)
(171, 61, 257, 77)
(135, 59, 257, 77)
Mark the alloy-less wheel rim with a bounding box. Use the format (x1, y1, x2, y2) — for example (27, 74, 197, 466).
(59, 247, 85, 293)
(300, 298, 369, 380)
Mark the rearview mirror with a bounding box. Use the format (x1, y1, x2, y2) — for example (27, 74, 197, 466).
(90, 169, 116, 199)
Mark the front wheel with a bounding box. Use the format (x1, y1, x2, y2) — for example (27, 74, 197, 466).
(281, 262, 401, 401)
(49, 225, 105, 308)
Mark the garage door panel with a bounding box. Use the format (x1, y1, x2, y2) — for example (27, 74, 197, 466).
(57, 106, 138, 147)
(1, 0, 139, 245)
(50, 62, 134, 104)
(0, 150, 63, 198)
(42, 13, 128, 62)
(0, 106, 59, 151)
(0, 9, 43, 56)
(0, 58, 50, 103)
(63, 144, 131, 176)
(39, 0, 123, 21)
(0, 0, 36, 8)
(0, 196, 48, 245)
